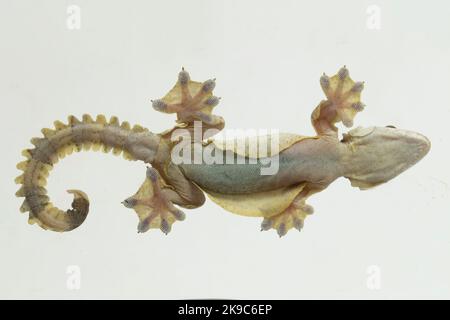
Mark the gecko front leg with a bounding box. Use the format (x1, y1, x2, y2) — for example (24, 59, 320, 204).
(311, 66, 365, 137)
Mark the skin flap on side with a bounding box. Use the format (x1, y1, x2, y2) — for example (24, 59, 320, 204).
(212, 133, 316, 159)
(205, 183, 306, 217)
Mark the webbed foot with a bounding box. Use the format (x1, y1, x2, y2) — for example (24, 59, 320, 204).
(122, 167, 185, 234)
(312, 66, 365, 136)
(260, 197, 314, 237)
(151, 68, 224, 129)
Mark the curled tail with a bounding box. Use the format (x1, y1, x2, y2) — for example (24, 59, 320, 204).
(15, 114, 160, 232)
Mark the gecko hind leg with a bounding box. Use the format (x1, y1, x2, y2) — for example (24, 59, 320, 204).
(122, 167, 186, 234)
(151, 68, 224, 129)
(260, 192, 314, 237)
(312, 66, 365, 136)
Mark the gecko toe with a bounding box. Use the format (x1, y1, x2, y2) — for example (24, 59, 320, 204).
(351, 82, 365, 93)
(204, 96, 221, 107)
(320, 73, 330, 90)
(151, 99, 168, 112)
(178, 68, 190, 85)
(172, 209, 186, 221)
(201, 79, 216, 93)
(277, 223, 287, 237)
(338, 65, 349, 80)
(160, 218, 171, 235)
(293, 217, 304, 231)
(137, 217, 152, 233)
(351, 102, 365, 112)
(260, 218, 273, 231)
(122, 197, 137, 208)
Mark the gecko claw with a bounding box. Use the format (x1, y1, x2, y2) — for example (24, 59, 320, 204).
(351, 102, 365, 112)
(172, 209, 186, 221)
(351, 82, 365, 93)
(122, 197, 137, 208)
(260, 218, 273, 231)
(320, 73, 330, 90)
(201, 79, 216, 93)
(293, 217, 304, 231)
(205, 96, 220, 107)
(178, 68, 190, 84)
(137, 217, 151, 233)
(338, 65, 349, 80)
(152, 99, 167, 112)
(160, 218, 171, 235)
(277, 223, 287, 237)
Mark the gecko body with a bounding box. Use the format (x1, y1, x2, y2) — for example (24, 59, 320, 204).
(15, 67, 430, 236)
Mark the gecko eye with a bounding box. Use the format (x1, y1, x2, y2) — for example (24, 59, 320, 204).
(386, 125, 396, 128)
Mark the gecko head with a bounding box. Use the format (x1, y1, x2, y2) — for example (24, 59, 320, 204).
(341, 126, 430, 189)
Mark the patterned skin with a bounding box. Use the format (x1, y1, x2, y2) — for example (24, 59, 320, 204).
(15, 67, 430, 237)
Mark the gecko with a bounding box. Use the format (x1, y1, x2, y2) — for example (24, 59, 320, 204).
(15, 67, 431, 237)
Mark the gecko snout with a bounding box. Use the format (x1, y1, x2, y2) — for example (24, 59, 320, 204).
(394, 128, 431, 163)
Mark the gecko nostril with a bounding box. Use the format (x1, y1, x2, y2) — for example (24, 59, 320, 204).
(418, 135, 431, 156)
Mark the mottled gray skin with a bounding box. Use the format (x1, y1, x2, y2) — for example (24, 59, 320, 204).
(180, 137, 341, 194)
(180, 126, 431, 194)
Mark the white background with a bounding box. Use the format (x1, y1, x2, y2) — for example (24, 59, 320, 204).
(0, 0, 449, 299)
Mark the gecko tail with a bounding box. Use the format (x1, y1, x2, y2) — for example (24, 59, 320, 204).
(15, 114, 147, 232)
(15, 149, 90, 232)
(19, 186, 89, 232)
